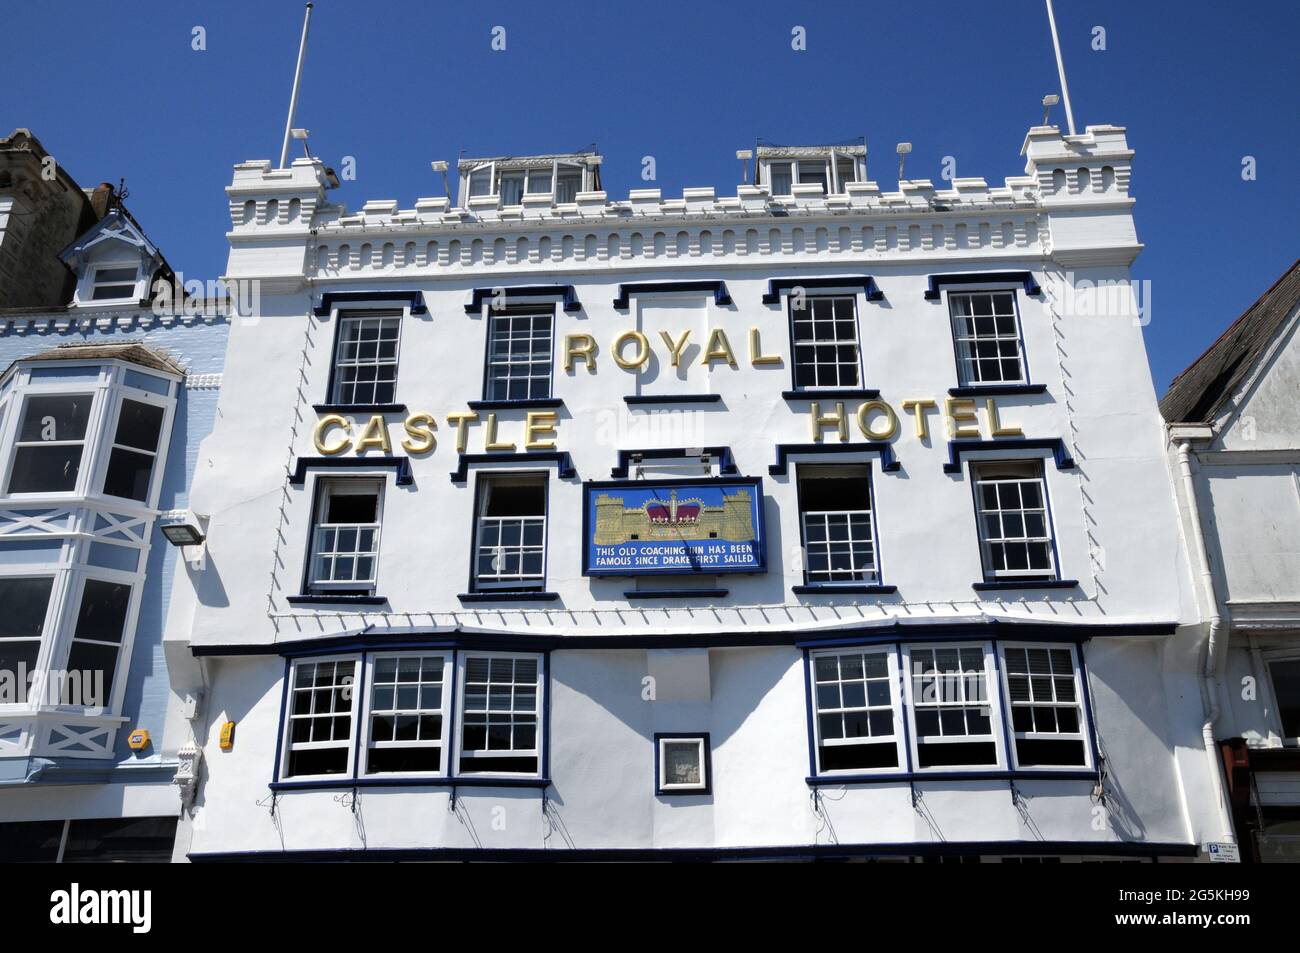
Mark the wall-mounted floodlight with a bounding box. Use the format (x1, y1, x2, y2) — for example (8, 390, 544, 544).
(160, 521, 204, 547)
(1041, 94, 1060, 126)
(895, 142, 912, 182)
(430, 160, 450, 197)
(735, 149, 753, 184)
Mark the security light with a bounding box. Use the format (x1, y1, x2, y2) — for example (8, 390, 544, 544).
(290, 128, 312, 159)
(431, 160, 450, 196)
(735, 149, 752, 183)
(161, 521, 205, 547)
(896, 142, 912, 181)
(1041, 94, 1060, 125)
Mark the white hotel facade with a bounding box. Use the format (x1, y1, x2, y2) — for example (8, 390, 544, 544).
(168, 124, 1233, 861)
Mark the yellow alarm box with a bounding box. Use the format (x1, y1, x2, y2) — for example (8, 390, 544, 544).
(219, 720, 235, 751)
(127, 728, 150, 751)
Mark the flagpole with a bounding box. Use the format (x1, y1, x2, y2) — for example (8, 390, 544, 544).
(1044, 0, 1077, 135)
(278, 3, 314, 169)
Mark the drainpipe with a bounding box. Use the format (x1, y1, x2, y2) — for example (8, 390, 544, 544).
(1174, 436, 1236, 845)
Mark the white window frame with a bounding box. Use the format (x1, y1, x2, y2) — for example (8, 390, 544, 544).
(809, 647, 905, 776)
(0, 571, 62, 715)
(329, 312, 402, 407)
(1263, 650, 1300, 746)
(996, 642, 1092, 771)
(471, 474, 548, 591)
(99, 389, 171, 505)
(453, 651, 544, 778)
(902, 641, 1006, 773)
(359, 652, 451, 778)
(797, 464, 880, 586)
(484, 308, 554, 402)
(79, 260, 144, 305)
(763, 154, 860, 196)
(656, 735, 709, 794)
(306, 478, 384, 594)
(461, 160, 589, 207)
(280, 655, 362, 781)
(55, 570, 140, 716)
(972, 461, 1058, 581)
(947, 289, 1028, 387)
(5, 389, 100, 498)
(789, 294, 863, 391)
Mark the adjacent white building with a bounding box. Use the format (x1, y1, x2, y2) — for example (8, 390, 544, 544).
(167, 123, 1231, 861)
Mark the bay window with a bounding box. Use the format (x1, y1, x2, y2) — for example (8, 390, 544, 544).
(458, 654, 541, 775)
(905, 644, 1002, 769)
(810, 649, 902, 773)
(102, 398, 165, 502)
(284, 658, 360, 779)
(0, 576, 55, 685)
(999, 644, 1090, 768)
(364, 654, 448, 775)
(9, 394, 93, 493)
(63, 578, 132, 706)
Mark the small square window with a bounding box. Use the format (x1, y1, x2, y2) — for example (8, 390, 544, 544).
(655, 734, 710, 795)
(89, 266, 139, 302)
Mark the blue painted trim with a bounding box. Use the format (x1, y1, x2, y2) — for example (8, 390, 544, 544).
(943, 438, 1075, 474)
(272, 657, 290, 785)
(191, 840, 1199, 862)
(653, 732, 713, 797)
(610, 446, 737, 478)
(769, 442, 900, 476)
(781, 388, 881, 401)
(624, 588, 730, 599)
(793, 584, 898, 595)
(624, 394, 721, 405)
(464, 285, 580, 315)
(286, 594, 389, 606)
(990, 639, 1017, 771)
(457, 590, 560, 603)
(1076, 643, 1104, 775)
(269, 776, 552, 793)
(896, 643, 913, 772)
(289, 456, 414, 486)
(801, 652, 818, 777)
(763, 276, 883, 304)
(613, 280, 731, 310)
(451, 450, 575, 483)
(805, 770, 1098, 786)
(973, 579, 1080, 591)
(947, 385, 1047, 398)
(312, 403, 408, 415)
(313, 290, 427, 316)
(924, 272, 1042, 300)
(466, 399, 563, 411)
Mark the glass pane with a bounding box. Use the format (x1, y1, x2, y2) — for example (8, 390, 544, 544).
(73, 580, 131, 644)
(114, 399, 165, 452)
(20, 395, 91, 441)
(663, 741, 702, 786)
(102, 448, 155, 502)
(10, 445, 84, 493)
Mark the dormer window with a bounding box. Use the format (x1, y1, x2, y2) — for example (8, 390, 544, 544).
(758, 148, 864, 197)
(89, 265, 140, 302)
(459, 155, 597, 207)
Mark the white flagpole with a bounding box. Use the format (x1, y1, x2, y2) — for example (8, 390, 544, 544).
(278, 3, 314, 169)
(1045, 0, 1077, 135)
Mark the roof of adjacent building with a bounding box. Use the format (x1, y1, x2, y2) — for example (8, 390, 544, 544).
(9, 342, 185, 377)
(1160, 259, 1300, 424)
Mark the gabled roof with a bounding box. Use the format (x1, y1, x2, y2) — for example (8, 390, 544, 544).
(58, 206, 161, 271)
(1160, 259, 1300, 424)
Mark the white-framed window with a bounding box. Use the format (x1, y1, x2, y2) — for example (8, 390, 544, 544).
(362, 653, 449, 775)
(8, 393, 94, 494)
(790, 295, 861, 390)
(61, 577, 133, 708)
(1265, 655, 1300, 743)
(0, 576, 55, 697)
(330, 313, 401, 406)
(485, 309, 553, 402)
(655, 734, 710, 795)
(87, 264, 140, 302)
(472, 475, 547, 590)
(797, 464, 879, 586)
(972, 461, 1057, 580)
(810, 649, 903, 774)
(306, 479, 383, 594)
(998, 643, 1090, 768)
(904, 643, 1003, 770)
(463, 161, 587, 206)
(283, 657, 361, 779)
(766, 157, 857, 196)
(949, 291, 1026, 386)
(457, 653, 542, 776)
(101, 397, 165, 503)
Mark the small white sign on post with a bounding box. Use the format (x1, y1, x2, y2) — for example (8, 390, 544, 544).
(1204, 842, 1241, 863)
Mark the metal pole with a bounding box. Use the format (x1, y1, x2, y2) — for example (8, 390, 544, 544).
(1045, 0, 1076, 135)
(278, 3, 314, 168)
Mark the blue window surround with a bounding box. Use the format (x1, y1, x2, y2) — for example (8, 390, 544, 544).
(780, 288, 877, 397)
(923, 271, 1041, 301)
(769, 442, 900, 476)
(313, 403, 408, 415)
(463, 285, 580, 315)
(318, 299, 412, 410)
(654, 732, 712, 797)
(800, 633, 1102, 787)
(468, 399, 564, 411)
(612, 280, 731, 310)
(933, 275, 1041, 396)
(293, 468, 391, 602)
(609, 446, 737, 478)
(313, 290, 427, 317)
(943, 438, 1075, 474)
(762, 275, 883, 305)
(462, 467, 555, 600)
(475, 301, 559, 406)
(450, 450, 575, 484)
(269, 645, 551, 794)
(792, 458, 895, 594)
(625, 588, 730, 599)
(624, 394, 721, 406)
(289, 456, 414, 487)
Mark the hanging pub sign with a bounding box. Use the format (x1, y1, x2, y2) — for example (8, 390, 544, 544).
(582, 477, 766, 576)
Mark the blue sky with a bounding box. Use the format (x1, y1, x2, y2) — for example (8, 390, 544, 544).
(5, 0, 1296, 390)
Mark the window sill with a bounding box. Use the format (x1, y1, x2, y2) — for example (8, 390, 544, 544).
(972, 579, 1079, 591)
(312, 403, 408, 415)
(287, 593, 389, 606)
(947, 385, 1047, 397)
(793, 584, 898, 595)
(457, 590, 560, 603)
(466, 398, 563, 411)
(624, 394, 721, 405)
(782, 389, 880, 401)
(270, 776, 551, 793)
(806, 769, 1095, 786)
(624, 588, 730, 599)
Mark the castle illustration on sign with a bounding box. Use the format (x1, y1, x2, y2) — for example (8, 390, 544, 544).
(593, 487, 756, 546)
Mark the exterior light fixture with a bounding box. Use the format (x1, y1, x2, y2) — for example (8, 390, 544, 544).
(160, 519, 205, 547)
(431, 160, 450, 196)
(895, 142, 912, 182)
(1041, 94, 1060, 126)
(290, 127, 312, 159)
(736, 149, 753, 183)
